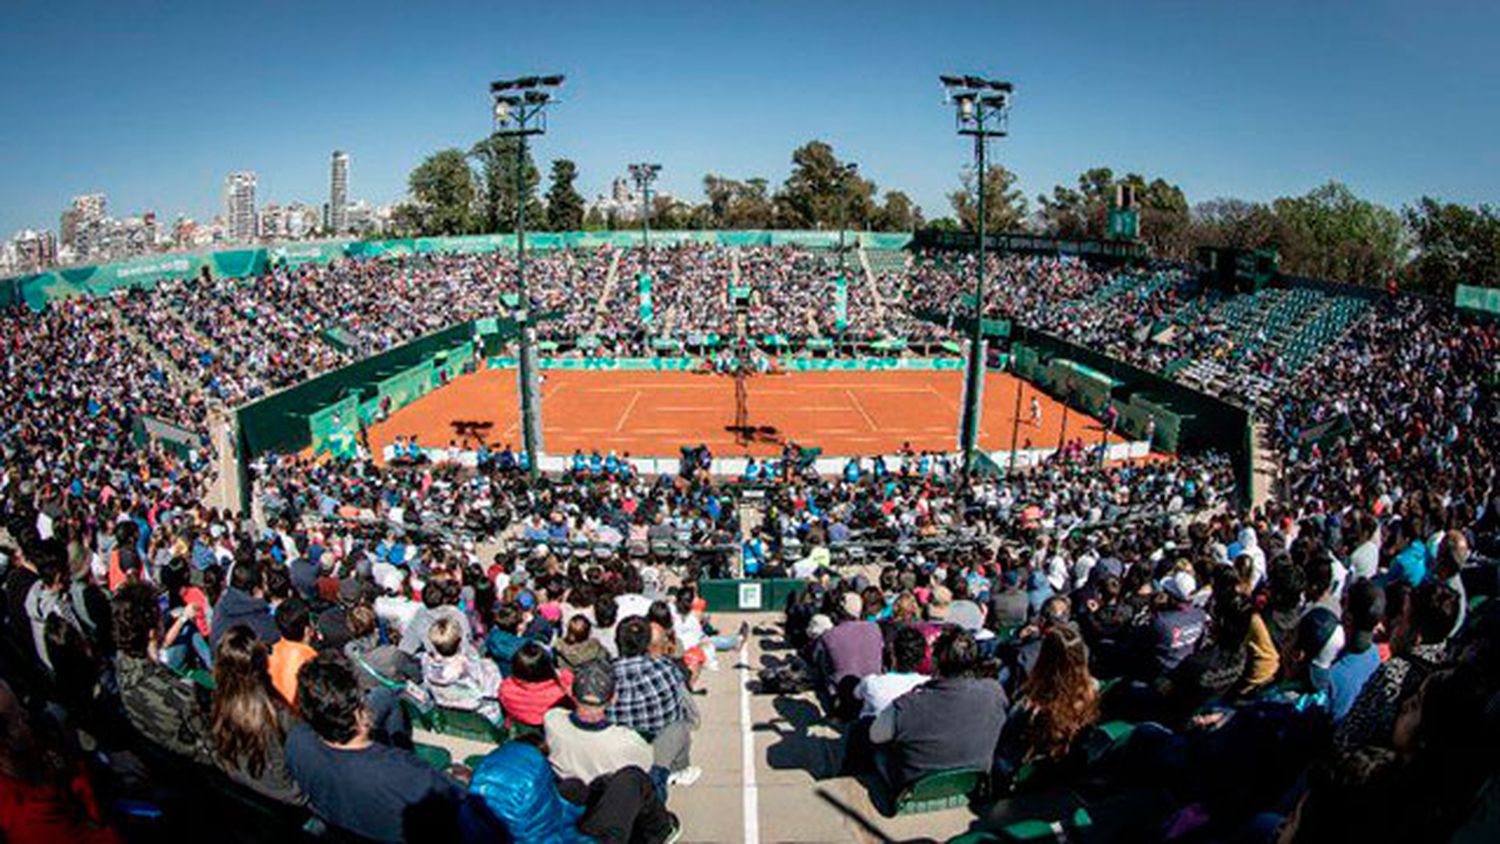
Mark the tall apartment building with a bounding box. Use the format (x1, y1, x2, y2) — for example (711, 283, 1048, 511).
(60, 192, 108, 257)
(329, 150, 349, 235)
(224, 171, 258, 242)
(9, 229, 57, 271)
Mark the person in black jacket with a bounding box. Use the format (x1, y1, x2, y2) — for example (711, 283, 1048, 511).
(211, 561, 280, 647)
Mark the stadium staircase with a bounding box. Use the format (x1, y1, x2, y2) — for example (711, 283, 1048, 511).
(160, 294, 247, 390)
(857, 245, 888, 321)
(1250, 420, 1281, 511)
(107, 302, 193, 391)
(589, 247, 623, 333)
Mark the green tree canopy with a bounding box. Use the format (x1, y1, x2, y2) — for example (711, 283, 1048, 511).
(702, 174, 775, 229)
(773, 141, 876, 229)
(949, 164, 1028, 233)
(544, 159, 585, 232)
(1402, 197, 1500, 294)
(1035, 167, 1189, 255)
(1271, 181, 1405, 284)
(407, 148, 476, 235)
(470, 133, 541, 233)
(872, 191, 923, 232)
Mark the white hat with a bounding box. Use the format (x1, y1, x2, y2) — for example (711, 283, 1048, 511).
(372, 562, 404, 595)
(1163, 570, 1196, 602)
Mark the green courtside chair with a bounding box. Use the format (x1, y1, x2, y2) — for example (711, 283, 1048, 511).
(891, 767, 988, 816)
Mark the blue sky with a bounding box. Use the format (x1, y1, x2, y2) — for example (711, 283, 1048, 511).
(2, 0, 1497, 236)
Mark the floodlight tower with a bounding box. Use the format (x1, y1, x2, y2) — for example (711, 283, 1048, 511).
(490, 73, 564, 480)
(629, 162, 661, 337)
(940, 74, 1014, 480)
(628, 163, 661, 251)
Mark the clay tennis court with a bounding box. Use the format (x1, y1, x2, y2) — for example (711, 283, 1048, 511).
(367, 367, 1124, 464)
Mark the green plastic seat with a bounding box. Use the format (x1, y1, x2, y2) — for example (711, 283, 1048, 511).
(892, 767, 987, 816)
(464, 753, 490, 770)
(1082, 720, 1137, 767)
(413, 743, 452, 771)
(997, 807, 1093, 842)
(185, 668, 216, 690)
(508, 721, 543, 741)
(400, 696, 442, 732)
(438, 706, 508, 743)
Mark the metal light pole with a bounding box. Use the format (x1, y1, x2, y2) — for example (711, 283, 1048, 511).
(629, 163, 660, 251)
(491, 74, 564, 480)
(628, 163, 661, 340)
(941, 74, 1013, 481)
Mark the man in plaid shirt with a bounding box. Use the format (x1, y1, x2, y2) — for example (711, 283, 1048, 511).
(608, 615, 701, 786)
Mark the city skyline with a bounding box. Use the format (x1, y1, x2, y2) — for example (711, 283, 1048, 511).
(2, 1, 1499, 243)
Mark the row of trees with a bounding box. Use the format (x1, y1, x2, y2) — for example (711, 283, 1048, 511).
(392, 136, 1496, 294)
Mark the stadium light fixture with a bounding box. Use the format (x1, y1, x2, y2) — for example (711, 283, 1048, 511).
(939, 73, 1016, 479)
(489, 72, 565, 479)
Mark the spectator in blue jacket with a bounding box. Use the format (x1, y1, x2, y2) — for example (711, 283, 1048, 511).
(464, 740, 678, 843)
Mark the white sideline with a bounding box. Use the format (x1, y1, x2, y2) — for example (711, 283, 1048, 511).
(739, 638, 760, 844)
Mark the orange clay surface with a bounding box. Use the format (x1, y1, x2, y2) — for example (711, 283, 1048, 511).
(367, 367, 1125, 464)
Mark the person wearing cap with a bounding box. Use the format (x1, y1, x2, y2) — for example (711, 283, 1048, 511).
(315, 578, 366, 653)
(1136, 568, 1206, 677)
(545, 659, 655, 786)
(1290, 604, 1346, 700)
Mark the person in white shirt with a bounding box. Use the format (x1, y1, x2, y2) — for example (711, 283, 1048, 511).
(854, 626, 930, 719)
(544, 660, 655, 786)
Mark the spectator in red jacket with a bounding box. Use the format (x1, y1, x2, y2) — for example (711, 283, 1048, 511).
(500, 642, 574, 727)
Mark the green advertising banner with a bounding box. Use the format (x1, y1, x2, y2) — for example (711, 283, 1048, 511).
(638, 273, 653, 325)
(273, 241, 351, 267)
(1455, 284, 1500, 316)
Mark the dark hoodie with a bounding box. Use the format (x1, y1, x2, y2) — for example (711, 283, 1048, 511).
(211, 586, 281, 647)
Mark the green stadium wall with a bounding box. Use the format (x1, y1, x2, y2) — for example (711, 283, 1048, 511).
(235, 317, 516, 460)
(1009, 326, 1254, 505)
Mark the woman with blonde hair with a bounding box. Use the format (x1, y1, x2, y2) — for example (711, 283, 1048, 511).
(210, 626, 303, 804)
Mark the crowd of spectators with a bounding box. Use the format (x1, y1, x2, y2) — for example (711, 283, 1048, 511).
(782, 487, 1497, 839)
(1, 240, 1496, 841)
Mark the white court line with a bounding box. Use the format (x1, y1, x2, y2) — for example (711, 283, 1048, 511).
(615, 390, 643, 431)
(845, 389, 879, 431)
(739, 638, 759, 844)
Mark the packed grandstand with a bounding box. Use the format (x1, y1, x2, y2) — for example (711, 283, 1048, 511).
(0, 234, 1497, 844)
